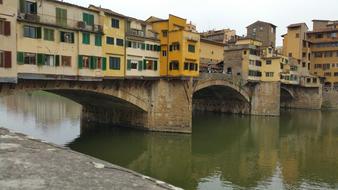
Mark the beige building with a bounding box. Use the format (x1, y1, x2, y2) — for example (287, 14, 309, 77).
(307, 20, 338, 88)
(0, 0, 18, 83)
(199, 38, 224, 73)
(247, 21, 277, 48)
(200, 29, 236, 44)
(224, 38, 264, 82)
(125, 17, 161, 78)
(16, 0, 104, 80)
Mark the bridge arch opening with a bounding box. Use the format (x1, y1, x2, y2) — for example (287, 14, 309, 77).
(193, 82, 251, 114)
(280, 87, 294, 109)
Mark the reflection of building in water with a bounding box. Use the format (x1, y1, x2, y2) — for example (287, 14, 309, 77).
(279, 110, 338, 188)
(1, 91, 81, 128)
(69, 111, 338, 190)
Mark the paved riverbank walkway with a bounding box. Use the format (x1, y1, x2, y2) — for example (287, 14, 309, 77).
(0, 128, 180, 190)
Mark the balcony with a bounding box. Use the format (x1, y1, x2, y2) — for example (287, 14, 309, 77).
(126, 29, 158, 40)
(17, 12, 103, 33)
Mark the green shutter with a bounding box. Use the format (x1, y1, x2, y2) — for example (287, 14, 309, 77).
(17, 52, 24, 65)
(138, 60, 143, 71)
(37, 54, 44, 66)
(83, 13, 88, 24)
(154, 61, 158, 71)
(78, 55, 83, 69)
(102, 57, 107, 71)
(143, 59, 147, 69)
(127, 60, 131, 71)
(141, 43, 145, 50)
(89, 56, 95, 69)
(95, 34, 102, 46)
(83, 33, 90, 44)
(37, 27, 42, 39)
(20, 0, 25, 13)
(55, 55, 60, 66)
(89, 14, 94, 25)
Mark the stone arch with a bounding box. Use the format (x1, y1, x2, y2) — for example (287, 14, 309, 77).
(193, 79, 250, 103)
(280, 86, 295, 100)
(0, 81, 149, 112)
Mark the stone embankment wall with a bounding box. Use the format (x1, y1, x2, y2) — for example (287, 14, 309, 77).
(251, 82, 281, 116)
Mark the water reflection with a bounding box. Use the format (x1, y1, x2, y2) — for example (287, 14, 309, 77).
(0, 91, 81, 145)
(0, 92, 338, 189)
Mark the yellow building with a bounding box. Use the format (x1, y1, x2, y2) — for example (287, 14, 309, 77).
(307, 20, 338, 88)
(0, 0, 18, 83)
(89, 5, 126, 78)
(16, 0, 104, 80)
(199, 38, 224, 73)
(125, 17, 161, 78)
(147, 15, 200, 78)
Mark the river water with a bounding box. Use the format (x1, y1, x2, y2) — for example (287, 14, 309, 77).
(0, 92, 338, 190)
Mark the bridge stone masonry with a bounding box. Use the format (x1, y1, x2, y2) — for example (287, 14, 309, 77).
(0, 73, 323, 133)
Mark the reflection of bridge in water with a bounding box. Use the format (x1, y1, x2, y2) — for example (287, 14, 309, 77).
(0, 73, 322, 133)
(68, 111, 338, 190)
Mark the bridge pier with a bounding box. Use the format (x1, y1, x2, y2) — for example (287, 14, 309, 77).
(251, 82, 281, 116)
(80, 79, 193, 133)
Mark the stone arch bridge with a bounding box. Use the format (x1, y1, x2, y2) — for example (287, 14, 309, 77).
(0, 73, 322, 133)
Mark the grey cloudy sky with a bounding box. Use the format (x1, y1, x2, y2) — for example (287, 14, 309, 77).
(67, 0, 338, 46)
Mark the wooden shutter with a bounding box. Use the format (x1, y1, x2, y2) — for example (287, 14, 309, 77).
(102, 57, 107, 71)
(143, 59, 147, 69)
(89, 56, 95, 69)
(138, 60, 143, 71)
(71, 33, 75, 43)
(154, 60, 158, 71)
(36, 27, 42, 39)
(127, 59, 131, 70)
(78, 55, 83, 69)
(17, 52, 24, 64)
(4, 51, 12, 68)
(37, 54, 44, 66)
(4, 21, 11, 36)
(55, 55, 60, 66)
(20, 0, 25, 13)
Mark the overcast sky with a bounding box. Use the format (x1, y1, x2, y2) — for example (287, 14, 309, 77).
(66, 0, 338, 46)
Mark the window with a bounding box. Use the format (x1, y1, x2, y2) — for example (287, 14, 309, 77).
(302, 52, 306, 58)
(170, 43, 180, 51)
(266, 60, 272, 65)
(82, 32, 90, 44)
(315, 33, 323, 38)
(188, 44, 195, 53)
(266, 72, 274, 77)
(95, 34, 102, 46)
(0, 20, 10, 36)
(162, 30, 168, 37)
(24, 53, 36, 65)
(61, 56, 71, 67)
(243, 50, 247, 55)
(131, 60, 138, 70)
(81, 56, 90, 69)
(162, 50, 167, 57)
(296, 33, 300, 38)
(116, 38, 124, 46)
(169, 61, 179, 70)
(302, 62, 306, 68)
(109, 57, 120, 70)
(255, 60, 262, 67)
(314, 52, 323, 58)
(314, 64, 322, 69)
(323, 64, 331, 70)
(60, 31, 74, 43)
(111, 19, 119, 28)
(83, 13, 94, 26)
(288, 53, 292, 57)
(37, 54, 54, 66)
(24, 26, 41, 39)
(56, 8, 67, 26)
(324, 51, 333, 57)
(335, 72, 338, 77)
(189, 63, 197, 71)
(22, 1, 37, 14)
(0, 51, 11, 68)
(184, 62, 189, 70)
(106, 37, 114, 45)
(44, 28, 54, 41)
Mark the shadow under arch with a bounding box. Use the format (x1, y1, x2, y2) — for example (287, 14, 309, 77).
(192, 82, 251, 114)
